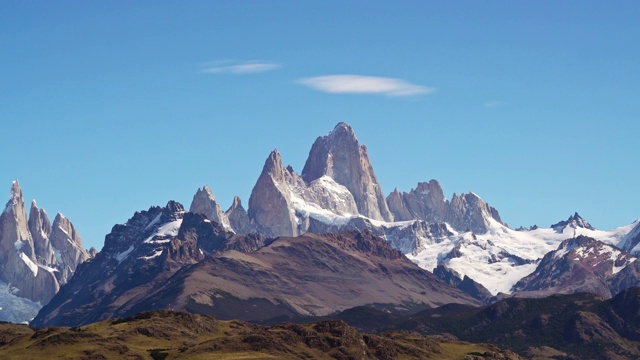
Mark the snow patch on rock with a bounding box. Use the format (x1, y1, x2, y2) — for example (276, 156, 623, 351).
(116, 245, 135, 263)
(19, 253, 38, 277)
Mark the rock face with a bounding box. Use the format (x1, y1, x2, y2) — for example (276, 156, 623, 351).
(387, 180, 448, 223)
(225, 196, 253, 234)
(302, 122, 393, 222)
(0, 182, 58, 305)
(0, 181, 92, 321)
(49, 213, 91, 285)
(247, 148, 360, 237)
(387, 180, 505, 234)
(28, 200, 55, 266)
(247, 150, 302, 237)
(189, 185, 232, 231)
(512, 236, 639, 298)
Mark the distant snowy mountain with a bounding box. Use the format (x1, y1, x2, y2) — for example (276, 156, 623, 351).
(408, 214, 637, 296)
(512, 235, 639, 298)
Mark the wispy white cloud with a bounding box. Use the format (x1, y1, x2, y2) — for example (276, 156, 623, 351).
(484, 100, 507, 108)
(297, 75, 434, 97)
(201, 60, 281, 74)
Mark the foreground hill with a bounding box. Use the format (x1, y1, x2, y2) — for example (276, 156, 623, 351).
(2, 310, 522, 359)
(328, 287, 640, 360)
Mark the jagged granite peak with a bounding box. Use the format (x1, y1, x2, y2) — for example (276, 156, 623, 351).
(1, 180, 36, 259)
(388, 180, 505, 234)
(0, 181, 58, 306)
(50, 212, 91, 285)
(301, 122, 393, 221)
(512, 236, 638, 298)
(225, 196, 254, 234)
(101, 200, 185, 256)
(448, 192, 506, 233)
(387, 180, 448, 222)
(28, 199, 55, 266)
(551, 212, 595, 233)
(248, 149, 300, 237)
(248, 148, 362, 237)
(189, 185, 232, 231)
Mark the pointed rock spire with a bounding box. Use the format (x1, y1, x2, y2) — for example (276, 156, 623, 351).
(0, 181, 58, 305)
(248, 150, 299, 237)
(387, 180, 449, 222)
(28, 199, 56, 265)
(387, 180, 505, 233)
(301, 122, 393, 221)
(226, 196, 253, 234)
(447, 192, 502, 233)
(50, 212, 91, 284)
(189, 185, 232, 231)
(1, 180, 36, 260)
(551, 212, 595, 233)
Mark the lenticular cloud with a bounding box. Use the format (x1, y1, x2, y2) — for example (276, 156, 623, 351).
(298, 75, 434, 97)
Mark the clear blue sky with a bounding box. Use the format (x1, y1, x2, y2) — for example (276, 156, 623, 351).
(2, 1, 639, 250)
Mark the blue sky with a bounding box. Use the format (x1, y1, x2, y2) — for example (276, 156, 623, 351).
(2, 1, 639, 250)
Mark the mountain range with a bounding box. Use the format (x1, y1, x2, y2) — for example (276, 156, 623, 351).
(3, 122, 640, 332)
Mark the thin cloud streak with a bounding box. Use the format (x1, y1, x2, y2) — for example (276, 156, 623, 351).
(201, 61, 281, 74)
(484, 100, 507, 108)
(298, 75, 434, 97)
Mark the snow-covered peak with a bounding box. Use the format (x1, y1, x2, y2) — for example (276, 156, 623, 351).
(551, 236, 635, 273)
(619, 220, 640, 254)
(551, 212, 595, 233)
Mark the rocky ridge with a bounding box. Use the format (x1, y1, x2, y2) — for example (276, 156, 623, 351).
(33, 200, 480, 327)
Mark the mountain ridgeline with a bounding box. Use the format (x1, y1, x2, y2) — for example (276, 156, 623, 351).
(6, 122, 640, 331)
